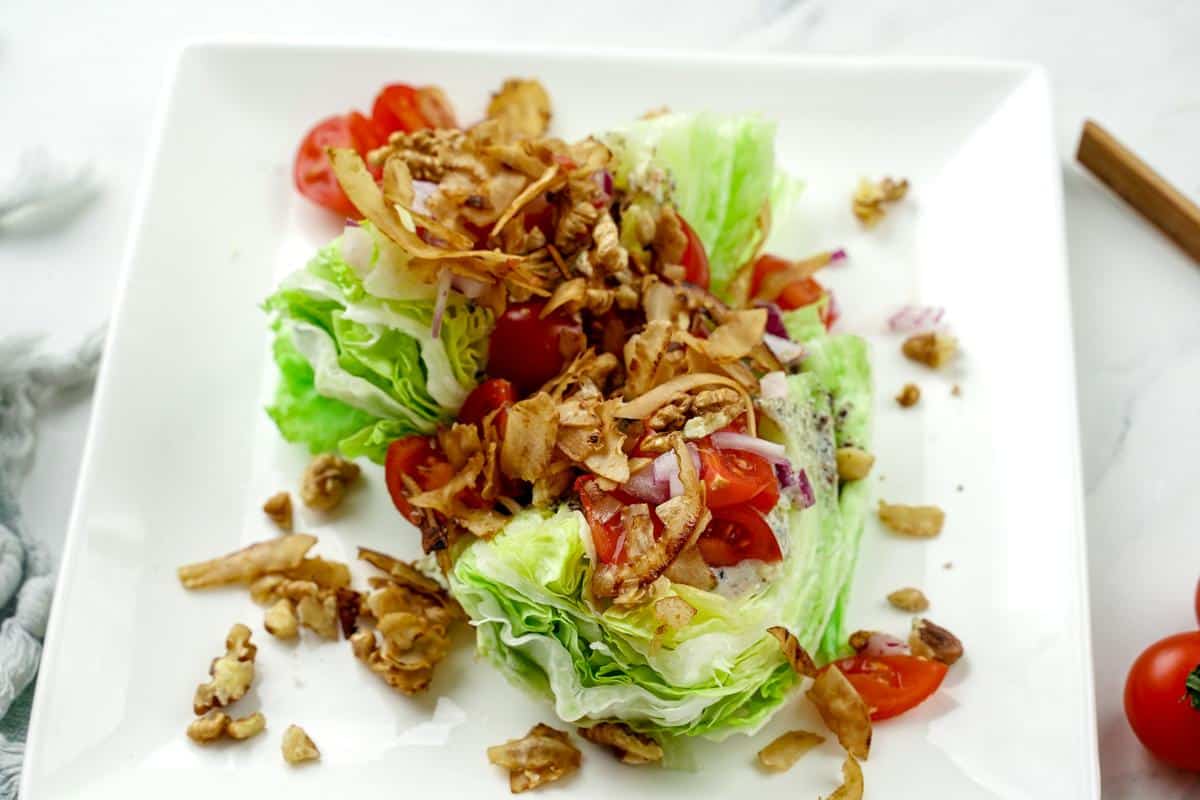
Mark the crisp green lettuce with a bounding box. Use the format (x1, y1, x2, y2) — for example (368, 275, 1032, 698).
(606, 112, 783, 298)
(264, 224, 491, 462)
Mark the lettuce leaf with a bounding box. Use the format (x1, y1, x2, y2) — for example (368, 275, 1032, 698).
(606, 113, 780, 299)
(264, 224, 492, 462)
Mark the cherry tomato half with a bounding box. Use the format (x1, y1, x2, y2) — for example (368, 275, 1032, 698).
(678, 214, 710, 289)
(828, 655, 948, 721)
(696, 504, 781, 567)
(698, 446, 779, 512)
(1125, 631, 1200, 771)
(458, 378, 516, 428)
(372, 84, 458, 137)
(750, 254, 835, 327)
(384, 436, 449, 523)
(577, 476, 626, 564)
(487, 302, 583, 396)
(293, 112, 382, 217)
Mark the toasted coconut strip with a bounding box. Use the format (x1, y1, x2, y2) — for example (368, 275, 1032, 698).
(653, 596, 696, 629)
(877, 501, 945, 538)
(593, 437, 707, 601)
(615, 373, 755, 437)
(807, 666, 872, 761)
(581, 398, 629, 483)
(754, 251, 838, 303)
(663, 545, 716, 590)
(486, 79, 552, 139)
(358, 547, 446, 598)
(281, 557, 351, 590)
(541, 277, 587, 317)
(501, 392, 559, 482)
(768, 626, 818, 678)
(653, 206, 688, 269)
(623, 320, 680, 399)
(178, 534, 316, 589)
(491, 164, 561, 238)
(579, 722, 663, 765)
(409, 453, 485, 514)
(704, 309, 767, 362)
(757, 730, 825, 772)
(825, 754, 865, 800)
(381, 156, 415, 209)
(487, 723, 582, 793)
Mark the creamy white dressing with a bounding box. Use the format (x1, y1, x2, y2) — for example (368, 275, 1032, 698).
(711, 559, 780, 599)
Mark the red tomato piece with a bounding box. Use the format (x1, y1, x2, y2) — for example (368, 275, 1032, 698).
(414, 86, 459, 130)
(751, 254, 835, 328)
(384, 436, 444, 523)
(828, 655, 948, 721)
(458, 378, 516, 428)
(1195, 578, 1199, 627)
(1125, 631, 1200, 771)
(577, 476, 626, 564)
(696, 504, 781, 567)
(372, 84, 459, 137)
(698, 446, 778, 511)
(487, 302, 583, 396)
(293, 113, 380, 217)
(678, 214, 710, 289)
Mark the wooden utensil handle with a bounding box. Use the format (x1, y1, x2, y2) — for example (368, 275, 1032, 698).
(1076, 120, 1200, 264)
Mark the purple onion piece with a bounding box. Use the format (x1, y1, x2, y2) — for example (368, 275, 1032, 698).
(755, 301, 790, 339)
(775, 463, 815, 509)
(345, 218, 360, 227)
(831, 247, 847, 262)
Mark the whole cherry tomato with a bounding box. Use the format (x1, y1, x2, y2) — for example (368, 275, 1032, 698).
(457, 378, 516, 428)
(487, 302, 583, 396)
(1124, 631, 1200, 771)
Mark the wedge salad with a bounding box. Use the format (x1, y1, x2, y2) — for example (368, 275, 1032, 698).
(260, 77, 951, 774)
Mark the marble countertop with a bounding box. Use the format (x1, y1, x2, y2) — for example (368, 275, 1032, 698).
(2, 0, 1198, 796)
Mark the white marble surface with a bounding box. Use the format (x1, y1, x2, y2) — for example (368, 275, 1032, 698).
(1, 0, 1197, 796)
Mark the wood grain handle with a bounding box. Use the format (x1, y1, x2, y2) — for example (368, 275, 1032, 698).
(1076, 120, 1200, 264)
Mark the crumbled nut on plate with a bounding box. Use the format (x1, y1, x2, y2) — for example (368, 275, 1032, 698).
(187, 711, 231, 744)
(951, 383, 963, 397)
(193, 623, 257, 715)
(226, 711, 267, 740)
(579, 722, 663, 765)
(835, 447, 875, 481)
(825, 753, 865, 800)
(852, 176, 908, 227)
(901, 331, 958, 369)
(281, 724, 320, 765)
(299, 453, 361, 511)
(877, 501, 945, 538)
(895, 383, 921, 407)
(262, 491, 293, 531)
(887, 587, 930, 612)
(909, 618, 964, 665)
(757, 730, 825, 773)
(806, 665, 872, 760)
(487, 723, 582, 793)
(264, 597, 299, 640)
(767, 626, 818, 677)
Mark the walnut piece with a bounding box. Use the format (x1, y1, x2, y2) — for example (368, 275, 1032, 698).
(835, 447, 875, 482)
(487, 723, 582, 793)
(187, 711, 231, 743)
(193, 624, 256, 715)
(281, 724, 320, 765)
(901, 331, 958, 369)
(296, 591, 340, 640)
(887, 587, 930, 612)
(264, 598, 299, 640)
(895, 383, 921, 407)
(262, 492, 293, 531)
(579, 722, 663, 765)
(852, 176, 908, 227)
(226, 711, 267, 740)
(909, 618, 964, 665)
(877, 501, 945, 538)
(486, 78, 552, 139)
(757, 729, 825, 773)
(299, 453, 361, 511)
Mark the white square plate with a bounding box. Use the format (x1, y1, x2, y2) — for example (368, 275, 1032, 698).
(23, 44, 1098, 798)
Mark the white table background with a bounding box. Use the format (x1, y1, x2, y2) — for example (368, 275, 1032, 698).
(2, 1, 1198, 796)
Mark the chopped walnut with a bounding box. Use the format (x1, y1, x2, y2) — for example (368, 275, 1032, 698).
(264, 598, 299, 640)
(227, 711, 267, 741)
(281, 724, 320, 765)
(901, 331, 958, 369)
(579, 722, 663, 765)
(262, 492, 293, 531)
(295, 590, 340, 640)
(835, 447, 875, 481)
(877, 501, 945, 538)
(299, 454, 361, 511)
(193, 624, 257, 715)
(487, 723, 582, 793)
(887, 587, 930, 612)
(951, 383, 962, 397)
(187, 711, 231, 743)
(909, 618, 963, 665)
(852, 176, 909, 227)
(895, 383, 921, 407)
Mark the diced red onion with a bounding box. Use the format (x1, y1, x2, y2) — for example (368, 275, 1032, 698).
(411, 180, 437, 215)
(831, 247, 847, 262)
(344, 218, 360, 227)
(887, 304, 946, 333)
(764, 332, 806, 365)
(430, 268, 452, 338)
(591, 170, 614, 207)
(825, 288, 840, 329)
(652, 444, 700, 499)
(755, 301, 789, 339)
(775, 463, 815, 509)
(760, 371, 789, 401)
(623, 464, 668, 505)
(862, 632, 910, 658)
(341, 224, 374, 272)
(710, 432, 789, 465)
(451, 274, 488, 299)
